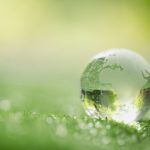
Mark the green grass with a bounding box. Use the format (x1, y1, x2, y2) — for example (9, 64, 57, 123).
(0, 74, 149, 150)
(0, 110, 149, 150)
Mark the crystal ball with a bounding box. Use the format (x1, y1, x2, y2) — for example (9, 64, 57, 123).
(80, 49, 150, 123)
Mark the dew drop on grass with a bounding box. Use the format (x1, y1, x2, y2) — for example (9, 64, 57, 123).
(46, 117, 53, 124)
(0, 100, 11, 111)
(56, 124, 68, 137)
(80, 48, 150, 124)
(90, 128, 97, 136)
(95, 121, 101, 128)
(87, 122, 93, 129)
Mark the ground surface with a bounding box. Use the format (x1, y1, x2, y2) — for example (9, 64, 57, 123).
(0, 110, 149, 150)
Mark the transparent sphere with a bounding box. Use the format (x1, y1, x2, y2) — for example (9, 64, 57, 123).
(80, 49, 150, 123)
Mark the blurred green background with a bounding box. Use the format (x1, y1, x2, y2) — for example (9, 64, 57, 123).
(0, 0, 150, 115)
(0, 1, 150, 150)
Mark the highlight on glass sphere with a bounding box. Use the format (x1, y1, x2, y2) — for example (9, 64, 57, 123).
(80, 48, 150, 124)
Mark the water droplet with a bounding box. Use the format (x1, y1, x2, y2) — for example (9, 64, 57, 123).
(117, 138, 125, 146)
(46, 117, 53, 124)
(78, 122, 86, 129)
(101, 137, 110, 145)
(81, 49, 150, 123)
(56, 124, 67, 137)
(106, 124, 111, 130)
(0, 99, 11, 111)
(90, 128, 97, 136)
(95, 121, 101, 128)
(87, 122, 93, 129)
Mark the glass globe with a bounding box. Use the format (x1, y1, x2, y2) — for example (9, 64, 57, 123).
(80, 49, 150, 123)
